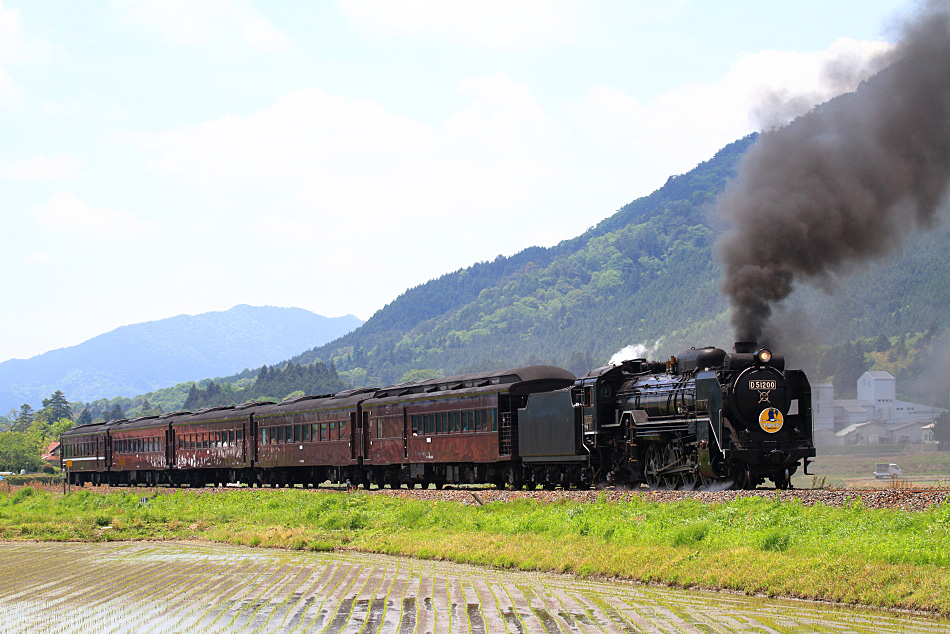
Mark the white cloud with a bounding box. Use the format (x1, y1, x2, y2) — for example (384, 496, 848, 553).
(0, 1, 57, 109)
(141, 76, 560, 222)
(0, 153, 80, 180)
(118, 0, 289, 52)
(176, 263, 227, 281)
(136, 75, 566, 318)
(131, 37, 894, 321)
(0, 66, 20, 107)
(40, 100, 68, 113)
(0, 1, 27, 63)
(338, 0, 588, 48)
(572, 37, 894, 194)
(31, 192, 155, 237)
(27, 251, 54, 268)
(732, 37, 894, 129)
(0, 2, 27, 108)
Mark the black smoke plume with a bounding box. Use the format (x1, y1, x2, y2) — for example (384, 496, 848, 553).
(715, 1, 950, 344)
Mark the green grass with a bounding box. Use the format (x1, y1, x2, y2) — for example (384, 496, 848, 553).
(2, 487, 950, 613)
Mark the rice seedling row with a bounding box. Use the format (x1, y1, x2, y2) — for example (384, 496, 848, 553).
(5, 541, 950, 633)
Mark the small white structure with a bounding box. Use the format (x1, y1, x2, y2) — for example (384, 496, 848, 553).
(890, 420, 931, 444)
(836, 421, 888, 445)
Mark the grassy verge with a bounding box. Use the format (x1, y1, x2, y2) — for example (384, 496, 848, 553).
(2, 486, 950, 614)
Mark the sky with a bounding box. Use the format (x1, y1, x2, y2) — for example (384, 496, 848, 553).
(1, 0, 913, 362)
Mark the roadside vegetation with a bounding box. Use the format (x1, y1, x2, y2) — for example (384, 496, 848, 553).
(2, 486, 949, 614)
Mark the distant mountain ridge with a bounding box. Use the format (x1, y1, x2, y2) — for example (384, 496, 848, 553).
(0, 305, 362, 411)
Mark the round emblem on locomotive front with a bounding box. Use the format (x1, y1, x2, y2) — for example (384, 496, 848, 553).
(759, 408, 784, 433)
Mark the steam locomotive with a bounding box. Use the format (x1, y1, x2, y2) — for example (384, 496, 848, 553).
(61, 342, 814, 490)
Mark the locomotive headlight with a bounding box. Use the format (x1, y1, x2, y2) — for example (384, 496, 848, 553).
(756, 348, 773, 364)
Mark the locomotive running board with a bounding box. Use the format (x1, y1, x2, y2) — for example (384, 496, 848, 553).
(629, 416, 710, 438)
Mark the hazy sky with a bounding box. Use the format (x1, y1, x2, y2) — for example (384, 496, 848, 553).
(1, 0, 910, 362)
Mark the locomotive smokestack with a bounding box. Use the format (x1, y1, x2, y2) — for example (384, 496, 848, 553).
(734, 341, 757, 354)
(715, 1, 950, 343)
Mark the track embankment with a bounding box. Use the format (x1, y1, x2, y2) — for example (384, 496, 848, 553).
(34, 481, 950, 510)
(367, 486, 950, 511)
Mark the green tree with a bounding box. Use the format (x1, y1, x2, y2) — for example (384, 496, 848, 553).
(934, 411, 950, 451)
(0, 432, 43, 472)
(874, 334, 890, 352)
(13, 404, 34, 432)
(47, 418, 75, 442)
(40, 390, 72, 422)
(76, 408, 92, 426)
(398, 369, 442, 383)
(817, 342, 869, 397)
(104, 404, 124, 422)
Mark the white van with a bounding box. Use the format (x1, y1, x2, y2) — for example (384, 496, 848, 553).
(874, 463, 902, 479)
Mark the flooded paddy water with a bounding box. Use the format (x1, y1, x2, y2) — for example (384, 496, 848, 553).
(0, 541, 946, 633)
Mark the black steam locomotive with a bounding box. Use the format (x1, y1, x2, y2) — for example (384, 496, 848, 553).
(62, 342, 814, 490)
(521, 341, 815, 490)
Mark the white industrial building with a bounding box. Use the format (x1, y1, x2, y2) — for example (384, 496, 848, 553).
(821, 371, 946, 445)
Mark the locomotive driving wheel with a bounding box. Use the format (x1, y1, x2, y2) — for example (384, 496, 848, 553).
(664, 442, 688, 489)
(644, 443, 663, 489)
(679, 467, 698, 490)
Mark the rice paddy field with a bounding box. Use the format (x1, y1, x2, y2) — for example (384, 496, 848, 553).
(2, 541, 949, 634)
(2, 484, 950, 619)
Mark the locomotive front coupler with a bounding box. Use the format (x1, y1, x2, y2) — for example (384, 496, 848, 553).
(803, 457, 812, 475)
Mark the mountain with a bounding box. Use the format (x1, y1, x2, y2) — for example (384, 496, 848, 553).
(0, 305, 362, 411)
(292, 136, 752, 385)
(289, 132, 950, 393)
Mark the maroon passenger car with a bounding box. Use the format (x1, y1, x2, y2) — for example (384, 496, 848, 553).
(60, 420, 114, 485)
(109, 416, 173, 486)
(360, 366, 575, 489)
(61, 365, 575, 489)
(253, 390, 374, 487)
(171, 404, 254, 487)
